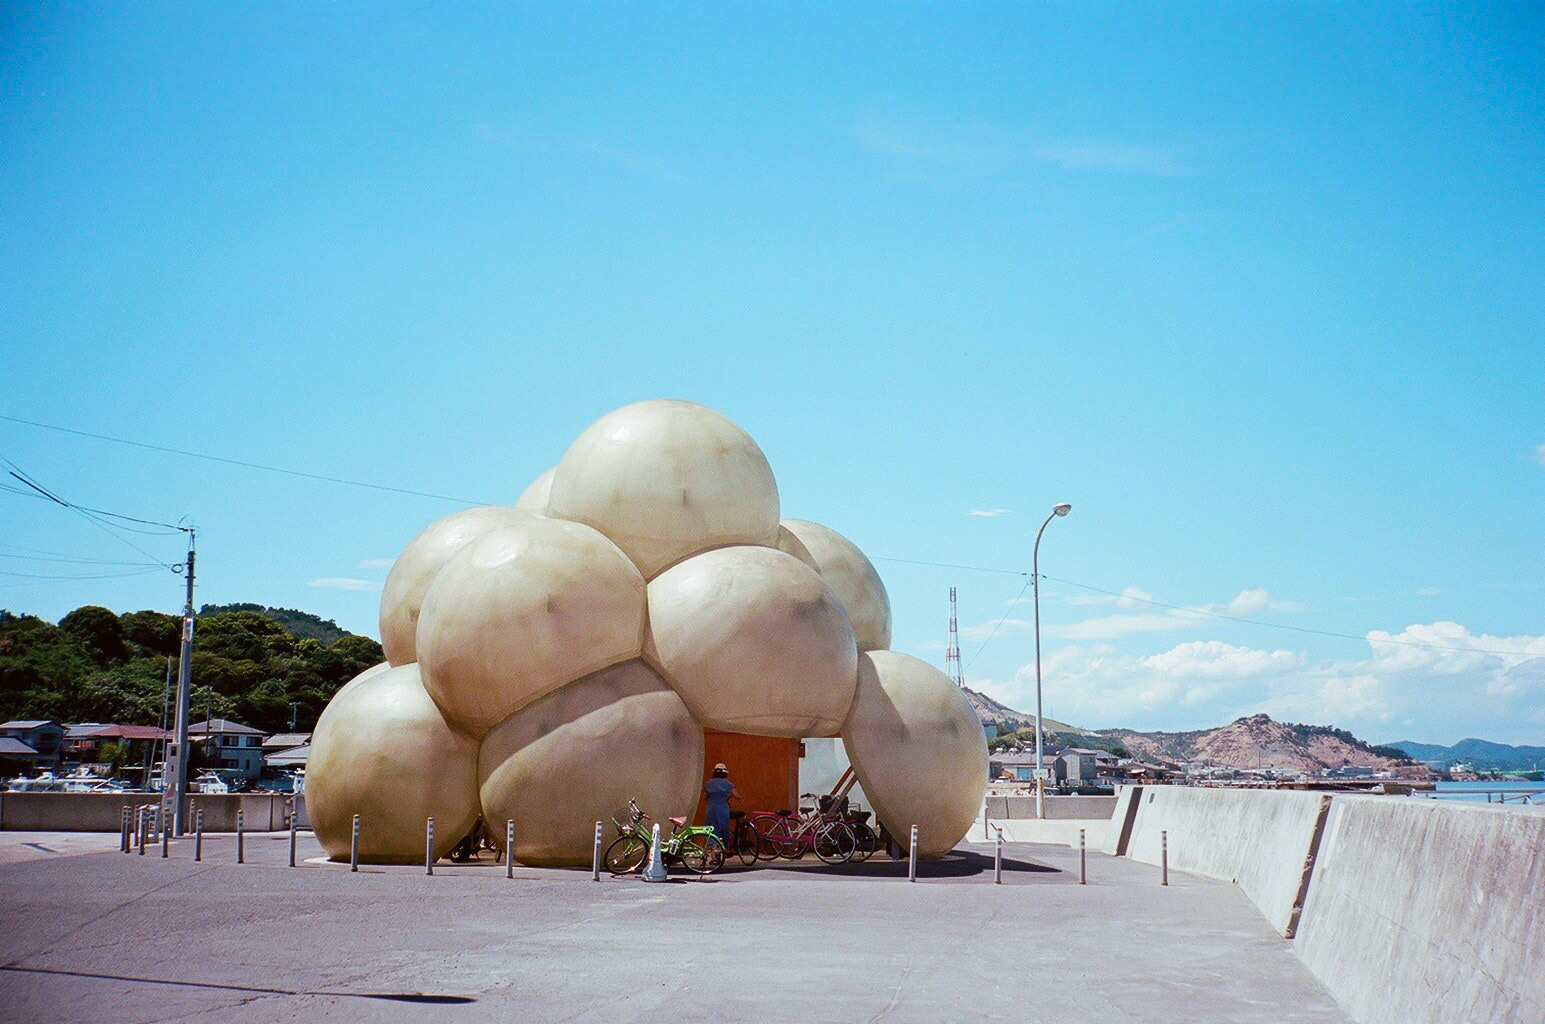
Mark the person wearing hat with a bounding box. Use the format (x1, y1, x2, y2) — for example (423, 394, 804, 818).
(702, 763, 740, 844)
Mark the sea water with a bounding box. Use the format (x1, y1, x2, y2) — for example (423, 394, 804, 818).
(1430, 780, 1545, 804)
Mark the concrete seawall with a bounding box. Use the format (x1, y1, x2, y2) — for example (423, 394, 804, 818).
(1117, 786, 1543, 1024)
(1295, 797, 1545, 1024)
(0, 791, 299, 832)
(1124, 786, 1329, 937)
(984, 794, 1117, 820)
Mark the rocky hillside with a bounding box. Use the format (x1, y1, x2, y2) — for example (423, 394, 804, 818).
(962, 687, 1079, 734)
(1105, 714, 1425, 774)
(968, 688, 1428, 774)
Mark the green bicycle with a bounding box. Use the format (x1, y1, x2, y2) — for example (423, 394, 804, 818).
(605, 799, 725, 876)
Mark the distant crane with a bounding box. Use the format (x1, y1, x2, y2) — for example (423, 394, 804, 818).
(946, 586, 964, 688)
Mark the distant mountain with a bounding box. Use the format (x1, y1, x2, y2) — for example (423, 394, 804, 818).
(1386, 738, 1545, 771)
(197, 603, 353, 646)
(1102, 715, 1424, 774)
(965, 700, 1426, 775)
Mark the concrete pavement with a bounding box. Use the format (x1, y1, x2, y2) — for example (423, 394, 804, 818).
(0, 828, 1349, 1023)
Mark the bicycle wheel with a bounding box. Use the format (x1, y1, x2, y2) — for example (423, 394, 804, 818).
(814, 821, 856, 864)
(677, 833, 725, 875)
(753, 816, 792, 859)
(850, 823, 878, 862)
(605, 834, 649, 874)
(734, 825, 760, 865)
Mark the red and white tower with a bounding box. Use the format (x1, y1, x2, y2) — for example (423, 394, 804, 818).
(946, 586, 964, 687)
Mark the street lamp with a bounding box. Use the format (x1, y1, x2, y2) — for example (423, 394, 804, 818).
(1033, 502, 1072, 819)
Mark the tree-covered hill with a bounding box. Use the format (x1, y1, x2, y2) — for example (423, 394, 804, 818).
(0, 603, 383, 734)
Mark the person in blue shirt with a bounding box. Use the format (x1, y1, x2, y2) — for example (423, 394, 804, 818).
(702, 763, 739, 844)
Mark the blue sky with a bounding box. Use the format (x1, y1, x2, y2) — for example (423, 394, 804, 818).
(2, 4, 1541, 745)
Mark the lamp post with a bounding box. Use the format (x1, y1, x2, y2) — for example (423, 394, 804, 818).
(1033, 502, 1072, 819)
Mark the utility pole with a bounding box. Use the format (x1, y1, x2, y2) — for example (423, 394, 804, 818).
(170, 536, 196, 835)
(945, 587, 964, 688)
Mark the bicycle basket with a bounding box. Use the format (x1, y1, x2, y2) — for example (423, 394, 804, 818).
(611, 805, 647, 834)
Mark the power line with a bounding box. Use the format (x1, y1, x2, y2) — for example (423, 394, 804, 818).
(0, 413, 487, 505)
(873, 555, 1535, 660)
(0, 551, 163, 567)
(964, 575, 1033, 671)
(2, 458, 184, 573)
(0, 567, 165, 583)
(1035, 573, 1535, 657)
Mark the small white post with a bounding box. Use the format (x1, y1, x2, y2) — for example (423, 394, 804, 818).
(194, 809, 204, 861)
(506, 820, 515, 879)
(1161, 829, 1169, 886)
(591, 821, 603, 881)
(908, 824, 918, 882)
(236, 808, 244, 864)
(288, 800, 297, 867)
(993, 826, 1003, 884)
(426, 817, 435, 875)
(137, 806, 148, 855)
(350, 813, 360, 872)
(1079, 828, 1086, 885)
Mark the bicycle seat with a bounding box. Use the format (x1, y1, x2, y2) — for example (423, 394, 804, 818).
(729, 810, 745, 819)
(669, 816, 686, 827)
(776, 808, 793, 817)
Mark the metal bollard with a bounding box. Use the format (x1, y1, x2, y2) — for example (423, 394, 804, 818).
(236, 809, 245, 864)
(591, 821, 603, 881)
(161, 813, 170, 858)
(993, 826, 1003, 884)
(426, 817, 435, 875)
(195, 809, 204, 861)
(1079, 828, 1086, 885)
(908, 825, 918, 882)
(121, 806, 131, 853)
(138, 807, 148, 855)
(350, 814, 360, 872)
(288, 801, 298, 868)
(506, 820, 515, 879)
(1161, 829, 1168, 886)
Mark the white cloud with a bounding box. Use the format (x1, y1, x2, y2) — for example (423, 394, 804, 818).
(308, 577, 380, 592)
(970, 621, 1545, 744)
(1051, 586, 1308, 638)
(1143, 641, 1300, 679)
(1535, 442, 1545, 467)
(356, 558, 394, 570)
(968, 508, 1009, 518)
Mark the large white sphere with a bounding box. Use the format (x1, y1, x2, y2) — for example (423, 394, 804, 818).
(841, 651, 987, 858)
(646, 545, 857, 738)
(514, 466, 555, 513)
(478, 660, 703, 867)
(416, 516, 647, 738)
(329, 660, 391, 706)
(779, 518, 892, 651)
(307, 664, 481, 864)
(379, 506, 532, 666)
(547, 400, 781, 579)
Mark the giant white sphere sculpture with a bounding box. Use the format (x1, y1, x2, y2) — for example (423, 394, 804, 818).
(646, 545, 857, 737)
(779, 518, 892, 652)
(416, 516, 646, 738)
(514, 466, 555, 512)
(479, 660, 703, 867)
(307, 664, 480, 864)
(379, 505, 532, 666)
(547, 399, 781, 579)
(840, 650, 987, 858)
